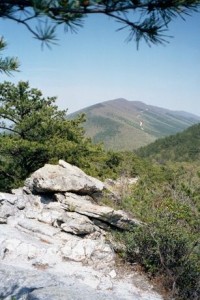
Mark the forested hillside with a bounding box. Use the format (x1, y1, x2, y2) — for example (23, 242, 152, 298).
(137, 123, 200, 162)
(69, 99, 200, 151)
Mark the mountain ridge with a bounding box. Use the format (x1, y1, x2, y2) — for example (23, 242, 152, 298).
(69, 98, 200, 151)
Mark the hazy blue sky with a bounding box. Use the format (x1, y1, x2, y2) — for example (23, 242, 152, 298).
(1, 11, 200, 115)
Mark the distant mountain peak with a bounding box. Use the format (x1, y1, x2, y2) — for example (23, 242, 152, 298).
(69, 99, 200, 151)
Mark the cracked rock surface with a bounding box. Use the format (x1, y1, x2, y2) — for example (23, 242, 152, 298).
(0, 160, 162, 300)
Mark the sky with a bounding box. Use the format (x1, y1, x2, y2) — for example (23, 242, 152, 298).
(0, 9, 200, 116)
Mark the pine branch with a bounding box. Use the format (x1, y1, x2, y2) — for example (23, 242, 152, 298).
(0, 1, 199, 46)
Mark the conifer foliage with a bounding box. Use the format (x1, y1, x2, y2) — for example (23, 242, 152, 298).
(0, 81, 106, 190)
(0, 1, 200, 47)
(0, 37, 19, 74)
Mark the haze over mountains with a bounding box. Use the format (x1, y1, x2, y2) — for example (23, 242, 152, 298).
(69, 98, 200, 151)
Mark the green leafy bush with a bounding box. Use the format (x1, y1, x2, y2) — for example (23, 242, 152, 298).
(114, 160, 200, 299)
(120, 217, 199, 299)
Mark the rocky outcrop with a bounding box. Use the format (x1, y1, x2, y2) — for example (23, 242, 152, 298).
(25, 160, 104, 195)
(56, 192, 142, 229)
(0, 160, 162, 300)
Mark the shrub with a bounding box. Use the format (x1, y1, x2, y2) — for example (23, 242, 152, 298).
(120, 216, 199, 299)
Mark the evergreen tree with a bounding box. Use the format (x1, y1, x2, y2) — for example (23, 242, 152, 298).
(0, 81, 105, 190)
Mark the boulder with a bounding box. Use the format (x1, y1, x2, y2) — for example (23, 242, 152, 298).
(25, 160, 105, 195)
(60, 211, 98, 235)
(24, 194, 44, 219)
(38, 208, 64, 225)
(56, 192, 142, 230)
